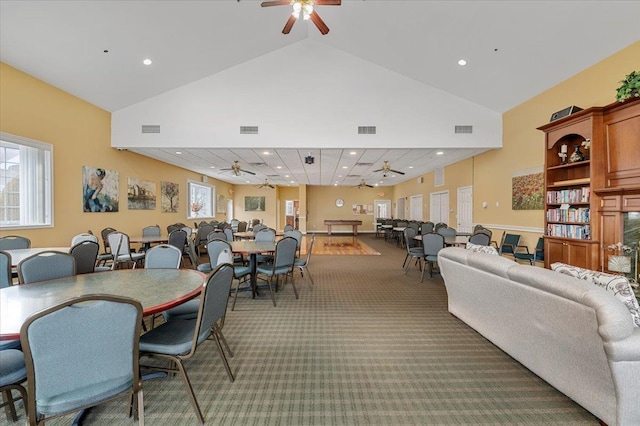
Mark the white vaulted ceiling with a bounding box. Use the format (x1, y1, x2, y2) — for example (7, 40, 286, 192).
(1, 1, 638, 186)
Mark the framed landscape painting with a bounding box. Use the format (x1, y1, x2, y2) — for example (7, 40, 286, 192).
(245, 196, 265, 212)
(512, 166, 544, 210)
(128, 177, 156, 210)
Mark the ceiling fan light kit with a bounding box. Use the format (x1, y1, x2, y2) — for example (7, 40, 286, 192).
(261, 0, 341, 35)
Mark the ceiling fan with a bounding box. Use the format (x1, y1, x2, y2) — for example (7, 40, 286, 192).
(373, 160, 405, 178)
(355, 179, 374, 189)
(220, 160, 256, 176)
(258, 179, 275, 189)
(261, 0, 341, 35)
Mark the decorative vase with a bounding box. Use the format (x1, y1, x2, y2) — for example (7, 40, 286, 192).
(569, 145, 585, 163)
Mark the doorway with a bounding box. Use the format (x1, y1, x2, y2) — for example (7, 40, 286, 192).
(457, 186, 473, 233)
(409, 195, 423, 221)
(374, 199, 391, 230)
(285, 199, 300, 230)
(430, 191, 449, 224)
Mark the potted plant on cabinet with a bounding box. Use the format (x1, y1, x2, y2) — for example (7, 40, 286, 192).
(615, 71, 640, 102)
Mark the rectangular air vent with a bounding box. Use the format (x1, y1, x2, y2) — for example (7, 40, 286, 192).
(346, 174, 361, 178)
(355, 162, 373, 167)
(250, 162, 266, 167)
(358, 126, 376, 135)
(141, 125, 160, 134)
(454, 125, 473, 134)
(240, 126, 259, 134)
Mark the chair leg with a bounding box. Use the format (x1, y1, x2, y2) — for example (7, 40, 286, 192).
(173, 358, 205, 424)
(216, 329, 234, 358)
(2, 389, 19, 422)
(212, 332, 235, 383)
(303, 266, 314, 285)
(267, 276, 276, 307)
(402, 253, 410, 269)
(288, 272, 299, 299)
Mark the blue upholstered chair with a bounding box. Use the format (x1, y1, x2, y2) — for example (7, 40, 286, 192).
(139, 264, 235, 424)
(283, 224, 294, 232)
(0, 348, 27, 422)
(403, 227, 423, 274)
(20, 294, 144, 425)
(69, 240, 104, 274)
(0, 235, 31, 250)
(70, 232, 98, 246)
(294, 233, 315, 286)
(108, 232, 145, 270)
(497, 232, 522, 257)
(0, 250, 13, 289)
(468, 232, 491, 246)
(256, 236, 298, 307)
(284, 229, 303, 258)
(17, 251, 76, 285)
(421, 233, 444, 282)
(145, 244, 182, 269)
(420, 222, 434, 235)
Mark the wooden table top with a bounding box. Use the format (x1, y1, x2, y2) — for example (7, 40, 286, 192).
(129, 235, 169, 244)
(0, 268, 205, 340)
(230, 240, 276, 254)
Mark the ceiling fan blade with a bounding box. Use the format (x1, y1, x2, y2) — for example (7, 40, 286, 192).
(314, 0, 341, 5)
(309, 11, 329, 35)
(243, 170, 256, 175)
(261, 0, 291, 7)
(282, 14, 297, 34)
(389, 169, 405, 175)
(366, 184, 374, 188)
(372, 168, 383, 173)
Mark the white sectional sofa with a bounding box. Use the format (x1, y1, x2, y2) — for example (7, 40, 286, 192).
(438, 247, 640, 426)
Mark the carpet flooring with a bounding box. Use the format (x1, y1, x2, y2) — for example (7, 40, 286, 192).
(9, 235, 600, 426)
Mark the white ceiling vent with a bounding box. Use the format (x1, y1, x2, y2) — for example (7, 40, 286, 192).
(141, 125, 160, 134)
(240, 126, 259, 134)
(454, 125, 473, 134)
(358, 126, 376, 135)
(250, 162, 266, 167)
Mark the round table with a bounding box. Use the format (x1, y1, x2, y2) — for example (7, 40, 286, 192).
(0, 268, 206, 341)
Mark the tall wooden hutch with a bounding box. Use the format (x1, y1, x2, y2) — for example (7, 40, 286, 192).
(539, 97, 640, 270)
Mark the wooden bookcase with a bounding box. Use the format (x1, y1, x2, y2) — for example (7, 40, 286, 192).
(538, 108, 603, 269)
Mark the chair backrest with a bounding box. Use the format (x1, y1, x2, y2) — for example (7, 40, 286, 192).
(535, 237, 545, 260)
(71, 233, 99, 246)
(404, 227, 418, 250)
(145, 244, 182, 269)
(299, 234, 315, 266)
(17, 251, 76, 285)
(407, 223, 420, 233)
(0, 235, 31, 250)
(284, 230, 302, 251)
(108, 232, 132, 257)
(422, 233, 445, 257)
(437, 227, 457, 237)
(100, 227, 117, 251)
(469, 232, 491, 246)
(474, 228, 492, 239)
(196, 224, 215, 243)
(167, 224, 180, 234)
(252, 223, 267, 234)
(273, 237, 297, 270)
(69, 241, 100, 274)
(420, 222, 434, 234)
(181, 226, 193, 237)
(237, 221, 247, 232)
(168, 229, 188, 251)
(20, 294, 143, 422)
(251, 218, 261, 226)
(207, 231, 227, 242)
(0, 250, 13, 288)
(283, 224, 294, 232)
(142, 225, 161, 237)
(500, 233, 522, 255)
(205, 240, 233, 269)
(223, 227, 234, 242)
(255, 228, 276, 242)
(191, 264, 234, 352)
(434, 222, 447, 231)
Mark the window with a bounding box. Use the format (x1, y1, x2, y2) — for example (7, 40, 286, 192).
(0, 132, 53, 229)
(187, 180, 215, 219)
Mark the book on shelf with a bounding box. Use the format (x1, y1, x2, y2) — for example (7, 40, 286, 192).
(546, 186, 590, 204)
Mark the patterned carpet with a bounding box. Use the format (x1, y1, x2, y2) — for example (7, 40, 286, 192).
(20, 235, 599, 426)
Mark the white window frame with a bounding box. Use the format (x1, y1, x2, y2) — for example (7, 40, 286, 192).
(0, 132, 53, 229)
(187, 180, 215, 220)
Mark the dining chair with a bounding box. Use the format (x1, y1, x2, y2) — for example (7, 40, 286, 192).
(294, 233, 315, 286)
(283, 224, 294, 232)
(69, 240, 102, 274)
(0, 251, 13, 289)
(284, 229, 303, 258)
(142, 225, 161, 237)
(98, 227, 117, 266)
(0, 348, 27, 422)
(403, 228, 423, 274)
(420, 222, 434, 235)
(237, 221, 247, 232)
(252, 223, 267, 234)
(421, 233, 445, 282)
(108, 232, 146, 270)
(20, 294, 144, 425)
(514, 237, 545, 265)
(145, 244, 182, 269)
(254, 228, 276, 264)
(434, 222, 447, 232)
(168, 229, 191, 267)
(194, 224, 215, 256)
(139, 263, 234, 424)
(17, 251, 76, 285)
(468, 232, 491, 246)
(70, 232, 99, 246)
(256, 236, 298, 307)
(437, 227, 457, 238)
(223, 227, 234, 242)
(0, 235, 31, 251)
(498, 233, 522, 258)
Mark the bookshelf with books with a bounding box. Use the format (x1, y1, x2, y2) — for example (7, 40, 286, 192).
(538, 107, 603, 269)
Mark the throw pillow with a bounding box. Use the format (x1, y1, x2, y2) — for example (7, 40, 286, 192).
(550, 262, 588, 277)
(466, 242, 498, 255)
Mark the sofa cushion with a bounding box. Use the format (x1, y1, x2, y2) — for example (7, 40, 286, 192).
(551, 263, 640, 328)
(466, 242, 498, 255)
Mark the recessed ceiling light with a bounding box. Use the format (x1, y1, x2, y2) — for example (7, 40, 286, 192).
(338, 175, 342, 178)
(246, 181, 250, 183)
(263, 151, 270, 155)
(143, 58, 152, 66)
(290, 180, 295, 184)
(175, 151, 182, 155)
(436, 151, 444, 156)
(210, 166, 215, 169)
(458, 59, 467, 66)
(342, 166, 348, 169)
(408, 166, 414, 169)
(276, 166, 282, 169)
(334, 183, 338, 186)
(285, 175, 290, 178)
(350, 151, 356, 155)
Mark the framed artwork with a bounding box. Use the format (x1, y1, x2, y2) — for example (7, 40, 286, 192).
(128, 177, 156, 210)
(216, 193, 226, 213)
(512, 166, 544, 210)
(82, 166, 119, 212)
(161, 181, 179, 213)
(244, 196, 265, 212)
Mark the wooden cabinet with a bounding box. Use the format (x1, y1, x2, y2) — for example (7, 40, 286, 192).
(538, 108, 603, 270)
(546, 238, 599, 269)
(602, 99, 640, 189)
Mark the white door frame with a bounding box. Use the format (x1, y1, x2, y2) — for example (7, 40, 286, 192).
(409, 194, 423, 221)
(457, 186, 473, 233)
(430, 190, 449, 224)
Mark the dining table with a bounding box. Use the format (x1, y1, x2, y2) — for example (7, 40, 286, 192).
(0, 268, 206, 341)
(229, 240, 276, 297)
(129, 234, 169, 251)
(5, 247, 70, 267)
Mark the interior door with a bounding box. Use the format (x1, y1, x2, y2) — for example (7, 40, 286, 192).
(374, 200, 391, 230)
(410, 195, 423, 221)
(396, 198, 406, 220)
(457, 186, 473, 233)
(430, 191, 449, 224)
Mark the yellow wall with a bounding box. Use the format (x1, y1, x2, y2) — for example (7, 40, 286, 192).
(231, 184, 277, 228)
(474, 40, 640, 249)
(0, 62, 232, 246)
